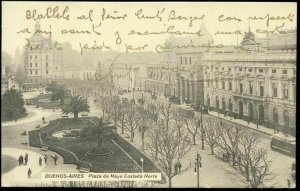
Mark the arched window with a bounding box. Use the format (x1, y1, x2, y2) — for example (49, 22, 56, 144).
(283, 110, 289, 127)
(272, 83, 278, 97)
(273, 108, 278, 124)
(249, 81, 253, 94)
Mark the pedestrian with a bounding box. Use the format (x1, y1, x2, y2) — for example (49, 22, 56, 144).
(247, 118, 250, 125)
(27, 168, 32, 179)
(178, 162, 182, 173)
(287, 179, 291, 188)
(42, 116, 45, 123)
(20, 155, 24, 166)
(39, 157, 43, 166)
(53, 154, 58, 165)
(44, 155, 47, 164)
(24, 153, 28, 166)
(18, 155, 22, 166)
(174, 163, 178, 174)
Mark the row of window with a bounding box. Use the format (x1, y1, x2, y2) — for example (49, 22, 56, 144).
(28, 70, 49, 75)
(207, 81, 294, 99)
(180, 57, 192, 65)
(211, 67, 294, 74)
(29, 55, 49, 59)
(29, 62, 49, 68)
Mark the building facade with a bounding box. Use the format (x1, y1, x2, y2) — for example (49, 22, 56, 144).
(202, 52, 296, 133)
(24, 22, 63, 79)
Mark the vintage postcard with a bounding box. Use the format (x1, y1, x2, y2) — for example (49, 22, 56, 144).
(1, 1, 296, 188)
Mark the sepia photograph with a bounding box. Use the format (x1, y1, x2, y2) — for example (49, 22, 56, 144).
(1, 1, 297, 188)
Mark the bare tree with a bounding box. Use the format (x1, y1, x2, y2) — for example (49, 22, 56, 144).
(107, 96, 121, 132)
(144, 124, 192, 188)
(227, 131, 276, 188)
(157, 102, 173, 131)
(216, 122, 246, 165)
(118, 102, 127, 134)
(202, 118, 221, 155)
(184, 112, 201, 145)
(138, 108, 154, 150)
(125, 102, 142, 142)
(172, 107, 185, 135)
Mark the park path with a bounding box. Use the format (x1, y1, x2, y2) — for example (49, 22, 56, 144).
(1, 148, 46, 186)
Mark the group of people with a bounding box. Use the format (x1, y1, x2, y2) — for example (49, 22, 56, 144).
(174, 161, 182, 174)
(18, 153, 28, 166)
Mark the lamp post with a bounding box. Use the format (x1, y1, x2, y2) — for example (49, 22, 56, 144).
(140, 158, 144, 172)
(194, 153, 202, 188)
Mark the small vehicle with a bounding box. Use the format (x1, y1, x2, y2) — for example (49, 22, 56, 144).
(270, 134, 296, 157)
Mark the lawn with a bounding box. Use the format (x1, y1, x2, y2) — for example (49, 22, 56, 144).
(1, 155, 18, 174)
(26, 94, 60, 109)
(28, 117, 165, 183)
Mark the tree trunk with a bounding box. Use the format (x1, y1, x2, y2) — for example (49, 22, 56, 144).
(201, 133, 205, 149)
(210, 145, 214, 155)
(193, 134, 196, 145)
(130, 131, 134, 142)
(168, 176, 172, 188)
(121, 124, 124, 134)
(141, 132, 145, 150)
(74, 111, 78, 119)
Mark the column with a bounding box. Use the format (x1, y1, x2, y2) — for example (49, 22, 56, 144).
(181, 78, 185, 99)
(186, 79, 190, 101)
(289, 82, 293, 101)
(191, 80, 194, 103)
(278, 80, 283, 99)
(176, 78, 180, 97)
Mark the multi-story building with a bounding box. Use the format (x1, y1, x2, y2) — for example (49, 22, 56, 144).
(24, 22, 63, 79)
(202, 51, 296, 133)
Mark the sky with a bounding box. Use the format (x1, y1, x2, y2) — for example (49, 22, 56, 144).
(2, 1, 297, 57)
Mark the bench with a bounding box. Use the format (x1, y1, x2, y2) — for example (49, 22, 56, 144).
(41, 146, 49, 151)
(79, 168, 90, 173)
(62, 115, 69, 118)
(81, 114, 88, 117)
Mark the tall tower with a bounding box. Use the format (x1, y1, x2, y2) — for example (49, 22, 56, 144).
(35, 21, 41, 33)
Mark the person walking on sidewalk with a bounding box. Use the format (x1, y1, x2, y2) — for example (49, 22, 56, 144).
(44, 155, 47, 164)
(27, 168, 32, 179)
(42, 116, 45, 124)
(178, 161, 182, 173)
(24, 153, 28, 166)
(39, 157, 43, 166)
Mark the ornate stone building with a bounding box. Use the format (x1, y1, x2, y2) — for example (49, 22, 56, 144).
(202, 52, 296, 132)
(24, 22, 63, 79)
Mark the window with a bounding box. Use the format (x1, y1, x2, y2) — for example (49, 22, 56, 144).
(283, 85, 289, 99)
(248, 68, 253, 72)
(216, 80, 219, 88)
(240, 83, 243, 93)
(229, 82, 232, 90)
(260, 85, 264, 96)
(293, 84, 296, 100)
(249, 83, 253, 94)
(185, 57, 187, 65)
(181, 57, 183, 65)
(30, 70, 32, 75)
(35, 70, 38, 75)
(272, 69, 277, 73)
(56, 67, 58, 70)
(35, 55, 37, 59)
(222, 67, 224, 70)
(282, 70, 287, 74)
(228, 67, 231, 72)
(35, 62, 37, 67)
(46, 70, 48, 74)
(207, 81, 210, 87)
(239, 68, 242, 71)
(189, 57, 192, 65)
(46, 55, 48, 59)
(215, 67, 218, 70)
(294, 70, 296, 75)
(46, 62, 48, 67)
(30, 62, 32, 67)
(259, 69, 263, 73)
(222, 81, 225, 89)
(273, 85, 277, 97)
(30, 55, 32, 59)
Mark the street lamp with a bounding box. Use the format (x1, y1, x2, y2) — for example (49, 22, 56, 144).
(140, 158, 144, 172)
(194, 153, 202, 188)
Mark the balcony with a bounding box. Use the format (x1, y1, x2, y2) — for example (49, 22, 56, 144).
(232, 92, 265, 101)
